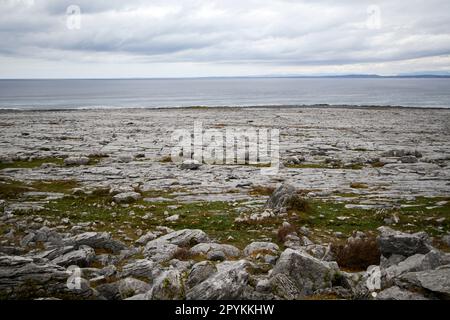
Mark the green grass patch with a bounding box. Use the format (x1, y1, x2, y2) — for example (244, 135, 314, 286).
(291, 197, 450, 238)
(0, 157, 64, 170)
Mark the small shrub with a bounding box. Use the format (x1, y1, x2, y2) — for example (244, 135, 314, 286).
(249, 186, 275, 196)
(332, 234, 380, 271)
(160, 156, 172, 163)
(371, 161, 385, 168)
(286, 196, 311, 213)
(350, 182, 368, 189)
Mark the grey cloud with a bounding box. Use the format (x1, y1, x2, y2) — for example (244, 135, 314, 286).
(0, 0, 449, 76)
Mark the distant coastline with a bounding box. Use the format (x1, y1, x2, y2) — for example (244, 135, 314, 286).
(1, 104, 450, 113)
(1, 74, 450, 80)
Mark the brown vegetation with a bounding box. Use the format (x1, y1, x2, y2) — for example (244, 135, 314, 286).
(332, 234, 380, 271)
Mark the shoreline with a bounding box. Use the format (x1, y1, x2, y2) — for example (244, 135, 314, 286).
(1, 103, 450, 113)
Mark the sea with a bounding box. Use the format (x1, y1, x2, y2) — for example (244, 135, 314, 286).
(1, 77, 450, 110)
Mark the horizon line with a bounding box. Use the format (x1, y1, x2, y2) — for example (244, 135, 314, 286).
(1, 74, 450, 80)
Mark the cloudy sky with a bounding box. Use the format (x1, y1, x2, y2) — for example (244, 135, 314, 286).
(1, 0, 450, 78)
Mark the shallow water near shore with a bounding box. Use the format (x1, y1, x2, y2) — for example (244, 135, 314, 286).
(1, 78, 450, 109)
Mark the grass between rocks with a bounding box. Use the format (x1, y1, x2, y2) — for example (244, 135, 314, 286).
(0, 155, 106, 171)
(1, 178, 449, 249)
(0, 157, 64, 170)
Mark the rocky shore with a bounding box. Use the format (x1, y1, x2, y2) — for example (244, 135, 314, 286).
(0, 107, 449, 300)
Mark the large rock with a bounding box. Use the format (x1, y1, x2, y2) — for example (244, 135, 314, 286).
(21, 227, 63, 247)
(180, 160, 201, 170)
(189, 243, 240, 259)
(377, 227, 431, 258)
(243, 242, 279, 257)
(146, 229, 210, 248)
(186, 260, 250, 300)
(31, 246, 76, 261)
(0, 255, 96, 299)
(135, 231, 157, 246)
(64, 232, 126, 254)
(143, 242, 179, 262)
(112, 192, 141, 204)
(96, 277, 151, 300)
(119, 259, 156, 279)
(186, 261, 217, 289)
(395, 265, 450, 299)
(272, 249, 340, 296)
(264, 184, 305, 213)
(145, 270, 185, 300)
(269, 273, 303, 300)
(376, 286, 428, 300)
(382, 250, 444, 286)
(64, 156, 90, 166)
(52, 246, 95, 267)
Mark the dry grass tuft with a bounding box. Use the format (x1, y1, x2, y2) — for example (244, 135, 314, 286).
(332, 234, 380, 271)
(249, 185, 275, 196)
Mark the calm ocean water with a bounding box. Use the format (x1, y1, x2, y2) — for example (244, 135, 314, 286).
(1, 78, 450, 110)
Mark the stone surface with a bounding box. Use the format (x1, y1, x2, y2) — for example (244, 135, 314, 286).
(243, 242, 279, 257)
(264, 184, 300, 213)
(180, 160, 201, 170)
(1, 107, 450, 300)
(119, 259, 156, 279)
(0, 255, 96, 299)
(269, 273, 302, 300)
(146, 270, 185, 300)
(97, 277, 150, 300)
(64, 156, 90, 166)
(112, 192, 141, 204)
(382, 250, 444, 286)
(376, 286, 428, 300)
(186, 260, 250, 300)
(147, 229, 210, 247)
(395, 265, 450, 298)
(189, 243, 240, 259)
(272, 249, 340, 296)
(64, 232, 126, 254)
(186, 261, 217, 289)
(135, 231, 157, 246)
(143, 242, 179, 262)
(52, 246, 95, 267)
(377, 227, 431, 258)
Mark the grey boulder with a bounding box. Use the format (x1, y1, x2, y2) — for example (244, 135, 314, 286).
(52, 246, 95, 267)
(64, 156, 90, 166)
(272, 248, 340, 297)
(64, 232, 126, 254)
(119, 259, 156, 279)
(112, 192, 141, 204)
(145, 269, 185, 300)
(186, 261, 217, 289)
(395, 265, 450, 299)
(377, 227, 431, 258)
(189, 243, 240, 259)
(264, 184, 304, 213)
(186, 260, 250, 300)
(149, 229, 210, 247)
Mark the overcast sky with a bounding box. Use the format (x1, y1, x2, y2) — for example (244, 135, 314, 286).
(1, 0, 450, 78)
